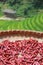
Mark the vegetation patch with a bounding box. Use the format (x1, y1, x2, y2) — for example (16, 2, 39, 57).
(0, 12, 43, 31)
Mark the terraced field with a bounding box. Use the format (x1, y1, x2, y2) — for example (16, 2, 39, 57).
(0, 12, 43, 31)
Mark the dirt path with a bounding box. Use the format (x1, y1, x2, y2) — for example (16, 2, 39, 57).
(0, 16, 13, 20)
(0, 16, 25, 20)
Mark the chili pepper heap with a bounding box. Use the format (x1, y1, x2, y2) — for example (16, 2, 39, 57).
(0, 39, 43, 65)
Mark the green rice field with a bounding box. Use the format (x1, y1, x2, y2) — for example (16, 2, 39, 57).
(0, 12, 43, 31)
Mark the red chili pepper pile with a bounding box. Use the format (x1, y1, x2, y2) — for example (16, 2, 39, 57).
(0, 39, 43, 65)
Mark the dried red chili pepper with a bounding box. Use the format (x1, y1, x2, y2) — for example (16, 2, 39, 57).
(0, 39, 43, 65)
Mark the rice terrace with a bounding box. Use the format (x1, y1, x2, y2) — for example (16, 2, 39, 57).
(0, 0, 43, 31)
(0, 12, 43, 31)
